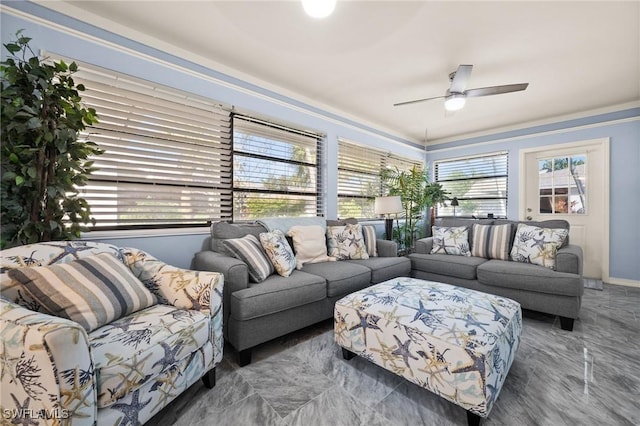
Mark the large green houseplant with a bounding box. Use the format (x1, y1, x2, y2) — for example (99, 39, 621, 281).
(1, 31, 101, 248)
(381, 165, 449, 253)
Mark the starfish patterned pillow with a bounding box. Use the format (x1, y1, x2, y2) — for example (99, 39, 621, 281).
(431, 226, 471, 256)
(510, 224, 569, 270)
(326, 224, 369, 260)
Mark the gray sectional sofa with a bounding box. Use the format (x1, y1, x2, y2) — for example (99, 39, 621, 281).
(192, 218, 411, 365)
(409, 218, 584, 331)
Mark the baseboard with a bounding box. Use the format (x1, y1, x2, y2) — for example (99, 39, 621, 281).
(605, 277, 640, 288)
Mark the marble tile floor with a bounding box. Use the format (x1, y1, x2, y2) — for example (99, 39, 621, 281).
(147, 283, 640, 426)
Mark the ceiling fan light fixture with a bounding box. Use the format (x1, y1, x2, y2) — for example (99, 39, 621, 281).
(445, 94, 466, 111)
(301, 0, 336, 18)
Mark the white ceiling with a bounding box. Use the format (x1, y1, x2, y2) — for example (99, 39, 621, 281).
(35, 1, 640, 145)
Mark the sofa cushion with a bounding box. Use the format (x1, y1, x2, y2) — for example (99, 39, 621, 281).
(9, 253, 156, 332)
(409, 253, 488, 280)
(510, 224, 569, 270)
(211, 221, 268, 256)
(361, 225, 378, 257)
(259, 229, 296, 277)
(494, 219, 570, 247)
(431, 226, 471, 256)
(470, 223, 512, 260)
(288, 225, 335, 269)
(477, 259, 583, 297)
(327, 223, 369, 260)
(345, 256, 410, 283)
(435, 218, 493, 241)
(90, 304, 210, 407)
(301, 261, 371, 297)
(223, 234, 274, 283)
(230, 270, 326, 320)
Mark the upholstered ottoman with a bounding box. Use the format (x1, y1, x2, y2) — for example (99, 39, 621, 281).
(334, 277, 522, 425)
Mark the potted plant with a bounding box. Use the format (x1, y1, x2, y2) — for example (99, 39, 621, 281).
(1, 31, 102, 248)
(381, 165, 449, 253)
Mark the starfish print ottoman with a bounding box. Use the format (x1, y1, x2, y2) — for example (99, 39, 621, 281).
(334, 277, 522, 426)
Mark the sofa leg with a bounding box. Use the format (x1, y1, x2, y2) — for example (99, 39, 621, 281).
(559, 316, 574, 331)
(202, 368, 216, 389)
(342, 347, 356, 360)
(238, 349, 252, 367)
(467, 411, 482, 426)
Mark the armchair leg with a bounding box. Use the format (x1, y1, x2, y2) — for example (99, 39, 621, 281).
(559, 316, 574, 331)
(202, 368, 216, 389)
(238, 349, 252, 367)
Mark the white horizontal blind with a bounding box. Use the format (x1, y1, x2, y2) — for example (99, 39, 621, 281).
(435, 151, 508, 218)
(54, 56, 233, 228)
(233, 115, 324, 220)
(338, 139, 422, 219)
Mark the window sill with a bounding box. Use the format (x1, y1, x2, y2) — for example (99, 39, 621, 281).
(81, 227, 210, 240)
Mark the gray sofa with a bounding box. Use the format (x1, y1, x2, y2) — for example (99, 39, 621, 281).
(409, 218, 584, 331)
(192, 219, 411, 365)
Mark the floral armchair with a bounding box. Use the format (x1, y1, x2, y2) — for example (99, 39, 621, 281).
(0, 241, 224, 425)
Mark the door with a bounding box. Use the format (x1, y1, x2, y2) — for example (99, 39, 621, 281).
(521, 139, 609, 279)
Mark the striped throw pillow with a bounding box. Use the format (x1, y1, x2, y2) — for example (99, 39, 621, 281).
(361, 225, 378, 257)
(8, 253, 156, 332)
(223, 234, 274, 282)
(471, 223, 513, 260)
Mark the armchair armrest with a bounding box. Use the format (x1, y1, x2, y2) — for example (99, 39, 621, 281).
(414, 237, 434, 254)
(1, 300, 96, 425)
(376, 239, 398, 257)
(556, 244, 583, 275)
(121, 248, 224, 315)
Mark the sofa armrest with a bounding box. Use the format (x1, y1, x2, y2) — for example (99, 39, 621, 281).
(1, 299, 96, 425)
(376, 239, 398, 257)
(414, 237, 434, 254)
(556, 244, 583, 275)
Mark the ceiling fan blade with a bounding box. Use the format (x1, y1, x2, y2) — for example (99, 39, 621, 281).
(449, 64, 473, 93)
(393, 95, 445, 107)
(465, 83, 529, 97)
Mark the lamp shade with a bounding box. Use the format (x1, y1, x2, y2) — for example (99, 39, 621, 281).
(374, 196, 403, 215)
(450, 197, 459, 207)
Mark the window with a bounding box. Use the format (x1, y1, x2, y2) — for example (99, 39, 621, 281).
(232, 115, 324, 220)
(66, 59, 233, 229)
(537, 155, 586, 214)
(337, 139, 423, 218)
(435, 152, 508, 218)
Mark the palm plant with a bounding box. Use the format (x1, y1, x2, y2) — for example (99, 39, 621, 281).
(381, 165, 449, 253)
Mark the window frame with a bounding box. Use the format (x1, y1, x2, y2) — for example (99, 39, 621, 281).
(337, 139, 423, 219)
(434, 151, 509, 218)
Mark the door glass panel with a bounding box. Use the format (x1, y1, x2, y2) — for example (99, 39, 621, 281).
(538, 155, 586, 215)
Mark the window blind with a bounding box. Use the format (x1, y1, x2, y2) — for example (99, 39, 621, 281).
(435, 151, 508, 217)
(232, 115, 324, 220)
(337, 139, 423, 219)
(53, 57, 233, 228)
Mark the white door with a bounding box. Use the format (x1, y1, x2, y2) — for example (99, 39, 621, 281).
(521, 139, 609, 279)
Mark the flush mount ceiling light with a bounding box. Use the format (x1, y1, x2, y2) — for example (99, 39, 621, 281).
(444, 93, 466, 111)
(302, 0, 336, 18)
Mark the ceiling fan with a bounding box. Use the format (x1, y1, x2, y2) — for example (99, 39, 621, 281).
(394, 64, 529, 111)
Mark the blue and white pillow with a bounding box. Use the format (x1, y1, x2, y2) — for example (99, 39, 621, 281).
(223, 234, 274, 282)
(431, 226, 471, 256)
(259, 230, 296, 277)
(510, 224, 568, 270)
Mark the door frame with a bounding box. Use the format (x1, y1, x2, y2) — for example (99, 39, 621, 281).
(518, 137, 610, 282)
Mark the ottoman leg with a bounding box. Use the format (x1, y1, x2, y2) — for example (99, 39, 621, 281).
(341, 347, 356, 360)
(466, 411, 482, 426)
